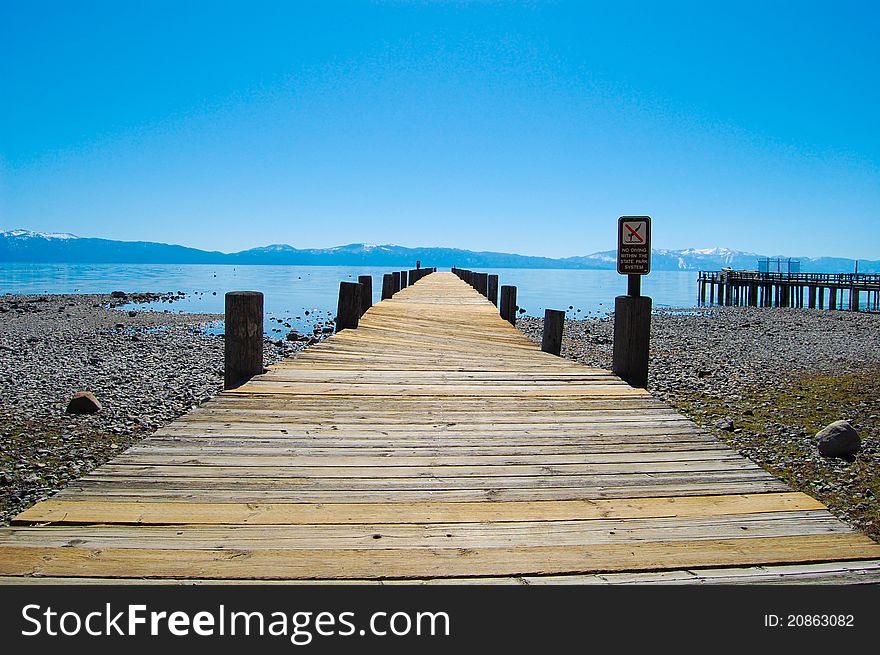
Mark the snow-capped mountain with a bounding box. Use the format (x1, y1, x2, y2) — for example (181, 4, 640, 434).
(2, 229, 79, 240)
(1, 229, 875, 272)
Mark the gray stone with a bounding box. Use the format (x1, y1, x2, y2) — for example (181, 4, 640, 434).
(816, 420, 860, 457)
(66, 391, 102, 414)
(714, 417, 734, 431)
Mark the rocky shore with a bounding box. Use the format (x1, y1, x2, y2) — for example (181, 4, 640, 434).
(520, 306, 880, 540)
(0, 293, 314, 524)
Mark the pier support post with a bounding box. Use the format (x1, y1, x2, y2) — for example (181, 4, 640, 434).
(541, 309, 565, 356)
(224, 291, 264, 390)
(475, 272, 489, 297)
(748, 283, 758, 307)
(400, 271, 408, 289)
(808, 286, 816, 309)
(392, 271, 401, 293)
(381, 274, 395, 300)
(851, 288, 860, 312)
(612, 284, 651, 389)
(829, 288, 837, 310)
(335, 282, 362, 332)
(488, 274, 499, 306)
(500, 285, 517, 325)
(357, 275, 372, 315)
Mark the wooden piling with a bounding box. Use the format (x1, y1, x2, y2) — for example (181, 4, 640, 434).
(224, 291, 264, 390)
(357, 275, 372, 315)
(381, 274, 395, 300)
(541, 309, 565, 356)
(475, 272, 489, 297)
(500, 285, 517, 325)
(487, 274, 499, 306)
(400, 271, 408, 289)
(612, 294, 652, 389)
(335, 281, 362, 332)
(392, 271, 401, 293)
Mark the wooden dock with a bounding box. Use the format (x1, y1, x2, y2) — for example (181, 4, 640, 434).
(698, 270, 880, 311)
(2, 272, 879, 584)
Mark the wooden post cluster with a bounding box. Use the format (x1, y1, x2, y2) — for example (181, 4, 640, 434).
(697, 270, 880, 313)
(225, 265, 435, 389)
(224, 291, 264, 390)
(454, 267, 514, 321)
(409, 267, 435, 284)
(541, 309, 565, 356)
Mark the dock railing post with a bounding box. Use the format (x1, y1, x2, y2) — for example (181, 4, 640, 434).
(500, 285, 517, 325)
(612, 279, 652, 389)
(358, 275, 372, 315)
(335, 281, 362, 332)
(224, 291, 264, 390)
(475, 272, 488, 297)
(381, 273, 395, 300)
(488, 274, 499, 306)
(541, 309, 565, 356)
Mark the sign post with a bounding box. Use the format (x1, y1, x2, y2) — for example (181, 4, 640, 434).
(612, 215, 652, 388)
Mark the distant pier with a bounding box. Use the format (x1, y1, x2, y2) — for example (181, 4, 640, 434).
(698, 270, 880, 311)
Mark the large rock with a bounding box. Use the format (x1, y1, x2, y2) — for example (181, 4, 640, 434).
(66, 391, 102, 414)
(816, 420, 860, 457)
(714, 417, 735, 431)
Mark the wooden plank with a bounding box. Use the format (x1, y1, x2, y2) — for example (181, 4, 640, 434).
(0, 512, 849, 550)
(1, 534, 878, 579)
(14, 493, 824, 526)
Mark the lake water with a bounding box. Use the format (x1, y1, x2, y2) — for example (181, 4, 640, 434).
(0, 263, 699, 336)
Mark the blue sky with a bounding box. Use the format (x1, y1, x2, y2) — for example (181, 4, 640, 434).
(1, 1, 877, 258)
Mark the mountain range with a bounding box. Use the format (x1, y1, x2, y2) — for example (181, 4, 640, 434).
(0, 229, 874, 273)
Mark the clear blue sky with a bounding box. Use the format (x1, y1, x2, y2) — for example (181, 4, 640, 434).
(1, 1, 877, 258)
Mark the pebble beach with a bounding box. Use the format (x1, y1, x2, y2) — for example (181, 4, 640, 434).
(0, 293, 313, 524)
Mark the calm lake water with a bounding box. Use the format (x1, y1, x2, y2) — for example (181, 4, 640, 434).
(0, 263, 699, 335)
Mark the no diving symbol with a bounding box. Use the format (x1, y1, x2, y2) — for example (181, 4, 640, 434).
(622, 220, 646, 244)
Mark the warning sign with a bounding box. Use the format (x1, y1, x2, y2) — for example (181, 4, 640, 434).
(617, 215, 651, 275)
